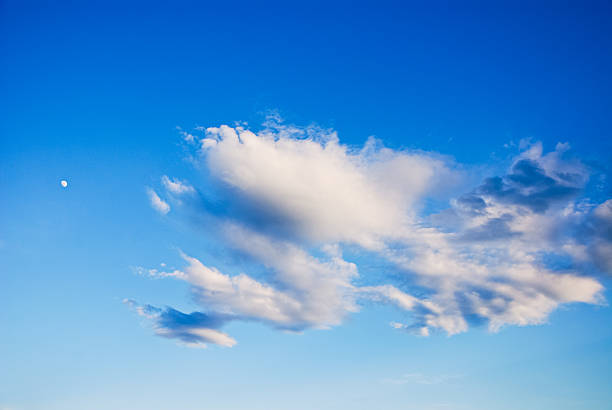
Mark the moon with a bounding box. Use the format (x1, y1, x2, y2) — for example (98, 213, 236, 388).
(60, 180, 68, 188)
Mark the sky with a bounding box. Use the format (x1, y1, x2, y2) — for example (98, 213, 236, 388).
(1, 1, 612, 409)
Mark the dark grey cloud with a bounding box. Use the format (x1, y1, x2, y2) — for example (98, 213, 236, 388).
(459, 214, 519, 242)
(431, 152, 612, 278)
(455, 194, 487, 214)
(476, 159, 581, 213)
(585, 200, 612, 274)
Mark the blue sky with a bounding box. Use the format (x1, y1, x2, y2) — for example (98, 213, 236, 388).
(1, 1, 612, 409)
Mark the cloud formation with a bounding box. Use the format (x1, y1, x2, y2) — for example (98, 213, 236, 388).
(129, 119, 610, 347)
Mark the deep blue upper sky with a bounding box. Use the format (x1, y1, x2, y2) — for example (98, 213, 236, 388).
(3, 1, 612, 160)
(1, 2, 612, 410)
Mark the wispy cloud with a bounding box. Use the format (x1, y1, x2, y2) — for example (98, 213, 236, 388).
(161, 175, 195, 195)
(124, 299, 236, 348)
(146, 188, 170, 215)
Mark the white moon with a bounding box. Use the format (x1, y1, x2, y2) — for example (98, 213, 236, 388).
(60, 180, 68, 188)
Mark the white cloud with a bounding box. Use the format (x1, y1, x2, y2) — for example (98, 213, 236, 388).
(133, 266, 185, 279)
(161, 175, 195, 195)
(176, 126, 197, 142)
(147, 188, 170, 214)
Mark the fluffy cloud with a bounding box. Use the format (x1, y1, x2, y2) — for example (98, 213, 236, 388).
(201, 123, 452, 249)
(129, 120, 610, 347)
